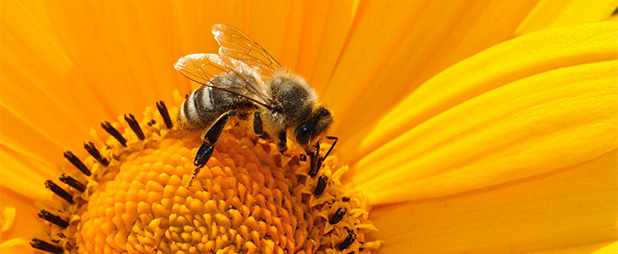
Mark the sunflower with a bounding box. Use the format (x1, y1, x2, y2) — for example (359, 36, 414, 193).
(1, 0, 617, 253)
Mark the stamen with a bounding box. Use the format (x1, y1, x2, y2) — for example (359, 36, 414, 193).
(59, 173, 86, 192)
(124, 113, 145, 140)
(30, 239, 64, 254)
(329, 208, 347, 225)
(156, 101, 173, 128)
(44, 180, 74, 204)
(63, 151, 91, 176)
(84, 142, 109, 166)
(101, 121, 127, 147)
(309, 142, 321, 177)
(37, 210, 69, 228)
(338, 230, 357, 251)
(314, 175, 328, 196)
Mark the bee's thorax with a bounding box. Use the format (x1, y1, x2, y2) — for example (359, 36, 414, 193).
(261, 74, 317, 130)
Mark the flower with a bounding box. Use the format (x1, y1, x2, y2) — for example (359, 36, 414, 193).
(1, 0, 616, 253)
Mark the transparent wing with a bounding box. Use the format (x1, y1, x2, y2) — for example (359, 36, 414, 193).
(174, 53, 273, 108)
(213, 24, 285, 79)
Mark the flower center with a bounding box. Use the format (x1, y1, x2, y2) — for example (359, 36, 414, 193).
(31, 93, 379, 253)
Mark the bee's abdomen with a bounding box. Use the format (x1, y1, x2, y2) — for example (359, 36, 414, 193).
(178, 86, 221, 130)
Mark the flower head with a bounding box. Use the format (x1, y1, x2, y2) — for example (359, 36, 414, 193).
(1, 1, 617, 253)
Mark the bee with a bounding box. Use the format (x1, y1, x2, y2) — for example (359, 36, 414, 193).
(175, 24, 337, 185)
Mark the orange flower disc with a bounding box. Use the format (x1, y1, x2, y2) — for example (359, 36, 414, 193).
(35, 93, 379, 254)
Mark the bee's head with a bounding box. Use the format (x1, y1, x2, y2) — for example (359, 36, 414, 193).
(294, 106, 333, 151)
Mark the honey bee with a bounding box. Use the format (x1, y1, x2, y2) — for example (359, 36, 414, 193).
(175, 24, 337, 185)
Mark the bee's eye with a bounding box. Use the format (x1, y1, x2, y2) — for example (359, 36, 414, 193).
(294, 122, 315, 146)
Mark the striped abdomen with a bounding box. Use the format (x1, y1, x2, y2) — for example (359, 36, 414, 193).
(178, 85, 254, 130)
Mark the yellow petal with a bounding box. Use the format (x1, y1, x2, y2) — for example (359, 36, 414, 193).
(0, 186, 45, 243)
(347, 21, 617, 204)
(295, 0, 358, 90)
(347, 20, 617, 164)
(0, 0, 98, 156)
(528, 241, 617, 254)
(0, 238, 31, 254)
(323, 0, 544, 134)
(369, 150, 617, 253)
(0, 204, 16, 232)
(0, 147, 55, 201)
(0, 107, 64, 171)
(515, 0, 617, 34)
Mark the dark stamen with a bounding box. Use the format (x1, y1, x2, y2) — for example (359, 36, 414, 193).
(124, 114, 145, 140)
(84, 142, 109, 166)
(338, 231, 357, 251)
(59, 173, 86, 192)
(342, 197, 351, 202)
(101, 121, 127, 147)
(63, 151, 91, 176)
(37, 210, 69, 228)
(44, 180, 74, 204)
(329, 208, 347, 224)
(317, 157, 324, 171)
(156, 101, 173, 128)
(313, 175, 328, 196)
(30, 239, 64, 254)
(309, 142, 321, 177)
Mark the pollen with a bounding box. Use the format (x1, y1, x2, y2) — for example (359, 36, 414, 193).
(32, 92, 379, 254)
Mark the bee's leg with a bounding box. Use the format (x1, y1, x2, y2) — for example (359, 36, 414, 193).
(308, 141, 320, 177)
(278, 130, 287, 153)
(253, 112, 263, 135)
(187, 112, 231, 186)
(253, 112, 272, 139)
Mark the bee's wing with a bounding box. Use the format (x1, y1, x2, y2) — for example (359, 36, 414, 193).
(174, 53, 273, 108)
(212, 24, 285, 78)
